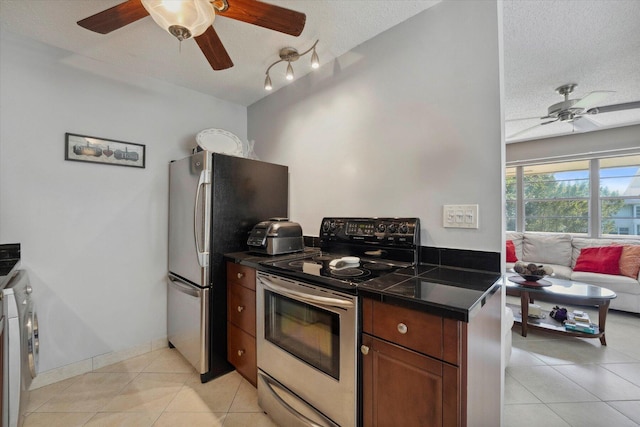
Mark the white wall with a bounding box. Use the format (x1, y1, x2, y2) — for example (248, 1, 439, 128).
(507, 124, 640, 164)
(248, 0, 503, 253)
(0, 31, 246, 372)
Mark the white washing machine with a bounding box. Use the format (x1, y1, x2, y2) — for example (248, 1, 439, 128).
(2, 270, 38, 427)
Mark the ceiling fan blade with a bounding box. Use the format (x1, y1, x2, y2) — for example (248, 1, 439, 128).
(505, 116, 543, 123)
(541, 118, 560, 126)
(195, 27, 234, 70)
(218, 0, 306, 36)
(572, 116, 600, 132)
(572, 91, 614, 110)
(507, 123, 543, 140)
(587, 101, 640, 115)
(77, 0, 149, 34)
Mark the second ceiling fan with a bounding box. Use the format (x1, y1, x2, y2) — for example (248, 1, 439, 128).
(507, 83, 640, 140)
(77, 0, 306, 71)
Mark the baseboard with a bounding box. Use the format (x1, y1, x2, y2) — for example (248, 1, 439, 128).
(29, 337, 168, 390)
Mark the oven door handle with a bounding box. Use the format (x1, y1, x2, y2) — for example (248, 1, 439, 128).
(258, 371, 335, 427)
(258, 277, 354, 309)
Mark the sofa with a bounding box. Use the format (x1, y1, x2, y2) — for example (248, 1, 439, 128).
(506, 231, 640, 314)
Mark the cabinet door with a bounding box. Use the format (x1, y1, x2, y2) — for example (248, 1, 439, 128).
(362, 334, 460, 427)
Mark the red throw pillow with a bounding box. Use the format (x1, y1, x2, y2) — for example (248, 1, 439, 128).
(506, 240, 518, 262)
(574, 246, 623, 275)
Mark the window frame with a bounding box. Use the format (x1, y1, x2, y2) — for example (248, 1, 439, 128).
(506, 154, 640, 238)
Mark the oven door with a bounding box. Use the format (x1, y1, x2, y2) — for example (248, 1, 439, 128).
(256, 272, 357, 427)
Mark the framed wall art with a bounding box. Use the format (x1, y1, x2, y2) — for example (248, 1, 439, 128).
(65, 133, 146, 169)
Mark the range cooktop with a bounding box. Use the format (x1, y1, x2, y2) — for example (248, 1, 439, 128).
(259, 217, 421, 291)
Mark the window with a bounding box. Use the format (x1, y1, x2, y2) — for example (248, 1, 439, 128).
(523, 161, 590, 233)
(600, 155, 640, 237)
(506, 154, 640, 237)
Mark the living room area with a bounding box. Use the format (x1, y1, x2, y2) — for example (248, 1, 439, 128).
(503, 0, 640, 423)
(504, 119, 640, 427)
(503, 147, 640, 426)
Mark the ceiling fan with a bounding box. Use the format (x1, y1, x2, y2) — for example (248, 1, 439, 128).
(507, 83, 640, 140)
(76, 0, 306, 71)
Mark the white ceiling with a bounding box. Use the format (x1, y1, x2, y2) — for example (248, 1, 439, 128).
(0, 0, 440, 106)
(1, 0, 639, 142)
(503, 0, 640, 142)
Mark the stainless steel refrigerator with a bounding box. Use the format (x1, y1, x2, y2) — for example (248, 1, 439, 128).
(168, 151, 288, 382)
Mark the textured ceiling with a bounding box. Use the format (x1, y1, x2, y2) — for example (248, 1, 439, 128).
(503, 0, 640, 142)
(0, 0, 439, 106)
(1, 0, 639, 142)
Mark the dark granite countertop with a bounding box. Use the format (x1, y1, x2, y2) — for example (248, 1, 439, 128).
(224, 250, 502, 323)
(358, 264, 501, 322)
(0, 243, 21, 289)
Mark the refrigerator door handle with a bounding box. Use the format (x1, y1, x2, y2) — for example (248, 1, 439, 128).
(194, 169, 211, 268)
(168, 274, 201, 298)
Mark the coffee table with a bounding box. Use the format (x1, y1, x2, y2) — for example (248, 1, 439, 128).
(504, 274, 617, 345)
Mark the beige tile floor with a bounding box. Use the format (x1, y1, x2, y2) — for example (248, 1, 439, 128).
(26, 300, 640, 427)
(505, 296, 640, 427)
(24, 348, 277, 427)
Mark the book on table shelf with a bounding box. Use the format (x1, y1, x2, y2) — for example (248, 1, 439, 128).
(564, 322, 597, 334)
(564, 310, 596, 333)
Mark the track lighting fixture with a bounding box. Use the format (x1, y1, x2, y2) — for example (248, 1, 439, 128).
(264, 40, 319, 91)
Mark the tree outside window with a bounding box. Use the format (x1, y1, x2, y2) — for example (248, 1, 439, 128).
(505, 155, 638, 237)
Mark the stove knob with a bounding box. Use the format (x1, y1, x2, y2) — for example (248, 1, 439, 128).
(322, 220, 331, 232)
(388, 223, 398, 234)
(399, 223, 409, 234)
(377, 223, 386, 233)
(330, 221, 337, 231)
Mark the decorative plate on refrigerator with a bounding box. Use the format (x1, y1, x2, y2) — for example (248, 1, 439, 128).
(196, 129, 245, 157)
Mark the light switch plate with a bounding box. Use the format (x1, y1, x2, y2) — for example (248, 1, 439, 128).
(443, 204, 479, 229)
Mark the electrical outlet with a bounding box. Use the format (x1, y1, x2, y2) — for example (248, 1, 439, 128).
(443, 204, 479, 229)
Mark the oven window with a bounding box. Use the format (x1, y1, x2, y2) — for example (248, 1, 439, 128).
(264, 290, 340, 380)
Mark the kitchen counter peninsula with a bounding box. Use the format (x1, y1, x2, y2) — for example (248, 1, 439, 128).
(225, 250, 503, 426)
(225, 250, 501, 323)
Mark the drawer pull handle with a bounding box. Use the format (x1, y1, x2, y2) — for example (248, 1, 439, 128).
(237, 272, 244, 279)
(360, 345, 369, 355)
(237, 349, 245, 357)
(397, 323, 408, 334)
(237, 305, 244, 312)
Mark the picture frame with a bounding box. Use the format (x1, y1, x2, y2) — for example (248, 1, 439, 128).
(65, 133, 145, 169)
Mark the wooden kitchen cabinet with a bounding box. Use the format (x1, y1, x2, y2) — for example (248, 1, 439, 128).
(226, 262, 257, 386)
(361, 293, 502, 427)
(361, 298, 463, 426)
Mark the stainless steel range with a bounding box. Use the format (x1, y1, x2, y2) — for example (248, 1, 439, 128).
(256, 217, 420, 427)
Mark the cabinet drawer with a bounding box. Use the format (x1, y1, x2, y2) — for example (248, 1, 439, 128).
(364, 299, 443, 359)
(226, 262, 256, 290)
(227, 282, 256, 336)
(227, 323, 257, 386)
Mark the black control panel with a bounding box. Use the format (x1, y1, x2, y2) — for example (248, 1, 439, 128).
(319, 217, 420, 247)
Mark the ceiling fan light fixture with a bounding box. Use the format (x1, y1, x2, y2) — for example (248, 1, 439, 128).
(263, 40, 319, 91)
(141, 0, 215, 41)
